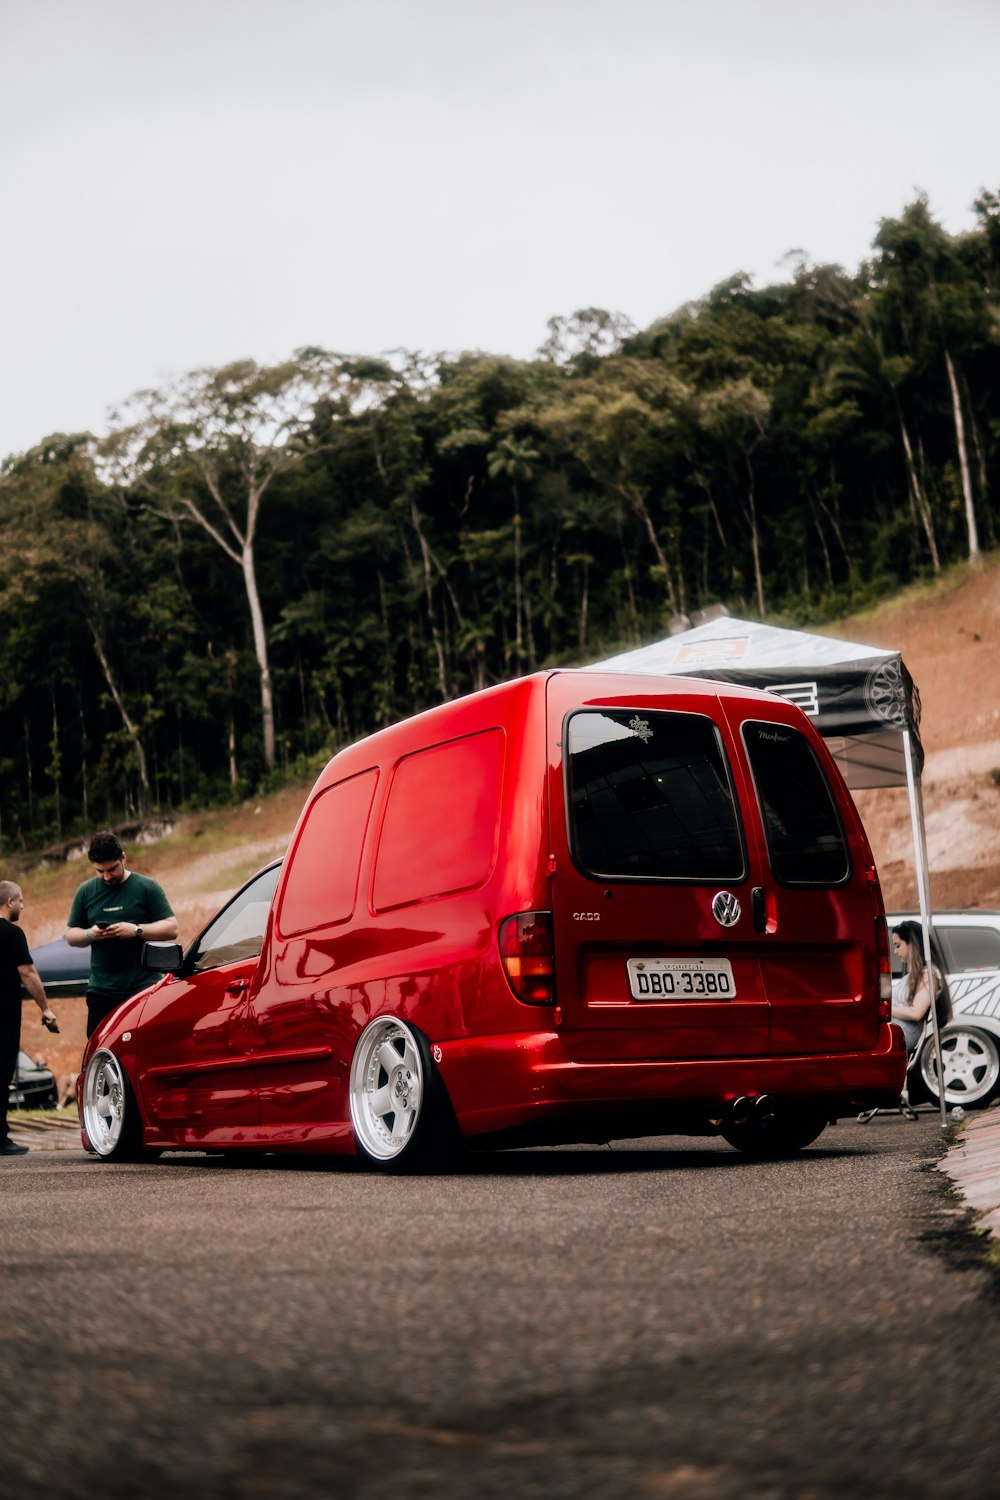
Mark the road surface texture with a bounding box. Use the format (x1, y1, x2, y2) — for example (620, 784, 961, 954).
(2, 1113, 997, 1499)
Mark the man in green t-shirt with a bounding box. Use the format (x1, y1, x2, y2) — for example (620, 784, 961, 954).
(66, 832, 179, 1037)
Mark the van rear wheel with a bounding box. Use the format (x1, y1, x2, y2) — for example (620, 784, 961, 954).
(721, 1109, 828, 1159)
(349, 1018, 459, 1172)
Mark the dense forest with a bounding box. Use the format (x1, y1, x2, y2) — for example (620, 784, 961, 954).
(1, 193, 999, 850)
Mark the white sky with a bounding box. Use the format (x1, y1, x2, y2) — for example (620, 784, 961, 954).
(2, 0, 999, 461)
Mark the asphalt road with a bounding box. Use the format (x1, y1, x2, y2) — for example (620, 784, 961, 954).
(2, 1115, 998, 1499)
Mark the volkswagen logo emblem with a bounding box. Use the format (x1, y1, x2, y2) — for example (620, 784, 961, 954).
(712, 891, 741, 928)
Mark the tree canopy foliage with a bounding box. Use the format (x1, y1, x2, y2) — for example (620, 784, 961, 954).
(2, 194, 998, 848)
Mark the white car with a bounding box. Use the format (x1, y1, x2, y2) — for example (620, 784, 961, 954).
(888, 911, 1000, 1109)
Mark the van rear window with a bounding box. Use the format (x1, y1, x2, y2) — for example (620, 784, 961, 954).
(566, 710, 745, 881)
(742, 722, 849, 885)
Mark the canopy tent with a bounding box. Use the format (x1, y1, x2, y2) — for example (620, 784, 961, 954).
(587, 615, 946, 1124)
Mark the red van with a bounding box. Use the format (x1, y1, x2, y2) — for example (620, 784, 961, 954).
(79, 670, 905, 1167)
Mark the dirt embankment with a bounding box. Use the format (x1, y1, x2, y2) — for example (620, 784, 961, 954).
(844, 556, 1000, 912)
(13, 555, 1000, 1080)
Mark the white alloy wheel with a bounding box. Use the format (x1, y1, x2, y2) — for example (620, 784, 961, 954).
(350, 1018, 426, 1163)
(82, 1049, 130, 1156)
(920, 1027, 1000, 1108)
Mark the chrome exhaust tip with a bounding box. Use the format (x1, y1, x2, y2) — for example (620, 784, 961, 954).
(730, 1096, 753, 1125)
(754, 1094, 775, 1122)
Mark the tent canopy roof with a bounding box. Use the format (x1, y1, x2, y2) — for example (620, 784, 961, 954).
(587, 615, 921, 789)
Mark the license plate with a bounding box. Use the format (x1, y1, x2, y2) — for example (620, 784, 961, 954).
(627, 957, 736, 1000)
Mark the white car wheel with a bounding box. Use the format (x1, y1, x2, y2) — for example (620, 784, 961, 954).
(919, 1027, 1000, 1108)
(349, 1018, 458, 1170)
(81, 1049, 146, 1160)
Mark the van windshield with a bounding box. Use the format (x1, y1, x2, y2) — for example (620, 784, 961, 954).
(566, 709, 745, 881)
(742, 721, 849, 885)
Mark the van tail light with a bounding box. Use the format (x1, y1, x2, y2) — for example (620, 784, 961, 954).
(499, 910, 555, 1005)
(875, 915, 892, 1020)
(865, 862, 892, 1021)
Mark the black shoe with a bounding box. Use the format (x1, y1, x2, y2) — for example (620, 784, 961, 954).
(0, 1137, 29, 1156)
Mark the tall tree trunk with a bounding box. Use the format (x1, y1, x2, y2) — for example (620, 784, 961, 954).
(742, 456, 766, 619)
(89, 625, 150, 811)
(963, 381, 994, 548)
(944, 347, 980, 561)
(241, 544, 276, 770)
(621, 486, 678, 613)
(808, 498, 834, 589)
(897, 410, 940, 569)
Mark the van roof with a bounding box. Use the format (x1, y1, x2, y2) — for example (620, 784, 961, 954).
(309, 667, 799, 794)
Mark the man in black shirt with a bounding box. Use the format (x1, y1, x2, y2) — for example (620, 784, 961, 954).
(1, 880, 59, 1156)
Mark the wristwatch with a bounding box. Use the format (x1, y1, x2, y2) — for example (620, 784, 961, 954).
(135, 925, 143, 940)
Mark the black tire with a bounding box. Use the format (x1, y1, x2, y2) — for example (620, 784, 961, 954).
(348, 1017, 462, 1173)
(918, 1026, 1000, 1110)
(81, 1048, 150, 1162)
(721, 1109, 829, 1159)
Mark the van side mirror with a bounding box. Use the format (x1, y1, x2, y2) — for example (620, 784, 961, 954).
(143, 940, 183, 974)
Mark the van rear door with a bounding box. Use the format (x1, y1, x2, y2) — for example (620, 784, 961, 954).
(545, 676, 771, 1060)
(726, 707, 879, 1056)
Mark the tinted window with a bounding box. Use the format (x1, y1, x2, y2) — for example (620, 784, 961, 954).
(742, 721, 849, 885)
(567, 710, 745, 881)
(373, 729, 504, 911)
(939, 925, 1000, 973)
(278, 768, 379, 937)
(192, 863, 282, 972)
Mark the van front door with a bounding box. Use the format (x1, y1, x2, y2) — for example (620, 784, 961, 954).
(135, 862, 280, 1136)
(546, 678, 771, 1060)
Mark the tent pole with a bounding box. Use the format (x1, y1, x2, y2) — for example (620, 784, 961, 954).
(902, 729, 947, 1128)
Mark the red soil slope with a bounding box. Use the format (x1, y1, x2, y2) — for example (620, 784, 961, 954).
(843, 557, 1000, 911)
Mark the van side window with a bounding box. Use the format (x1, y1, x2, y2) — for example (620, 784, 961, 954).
(566, 710, 745, 881)
(742, 722, 849, 885)
(373, 729, 504, 911)
(277, 768, 379, 937)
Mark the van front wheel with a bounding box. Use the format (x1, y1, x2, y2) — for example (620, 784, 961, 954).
(349, 1017, 457, 1172)
(81, 1049, 148, 1161)
(721, 1109, 828, 1159)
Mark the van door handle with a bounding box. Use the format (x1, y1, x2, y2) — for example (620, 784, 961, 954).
(751, 887, 767, 933)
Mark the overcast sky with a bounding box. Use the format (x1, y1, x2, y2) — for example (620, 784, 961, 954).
(2, 0, 999, 461)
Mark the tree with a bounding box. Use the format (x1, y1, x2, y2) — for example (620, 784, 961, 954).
(871, 199, 985, 562)
(100, 355, 344, 770)
(487, 436, 539, 665)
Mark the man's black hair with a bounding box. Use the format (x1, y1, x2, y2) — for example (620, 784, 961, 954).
(88, 831, 124, 863)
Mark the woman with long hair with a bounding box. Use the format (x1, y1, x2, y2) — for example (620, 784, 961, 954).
(891, 919, 952, 1054)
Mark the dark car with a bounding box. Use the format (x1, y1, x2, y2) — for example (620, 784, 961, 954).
(27, 936, 91, 997)
(8, 1049, 58, 1109)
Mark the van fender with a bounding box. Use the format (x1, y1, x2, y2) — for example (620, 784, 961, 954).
(348, 1015, 463, 1172)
